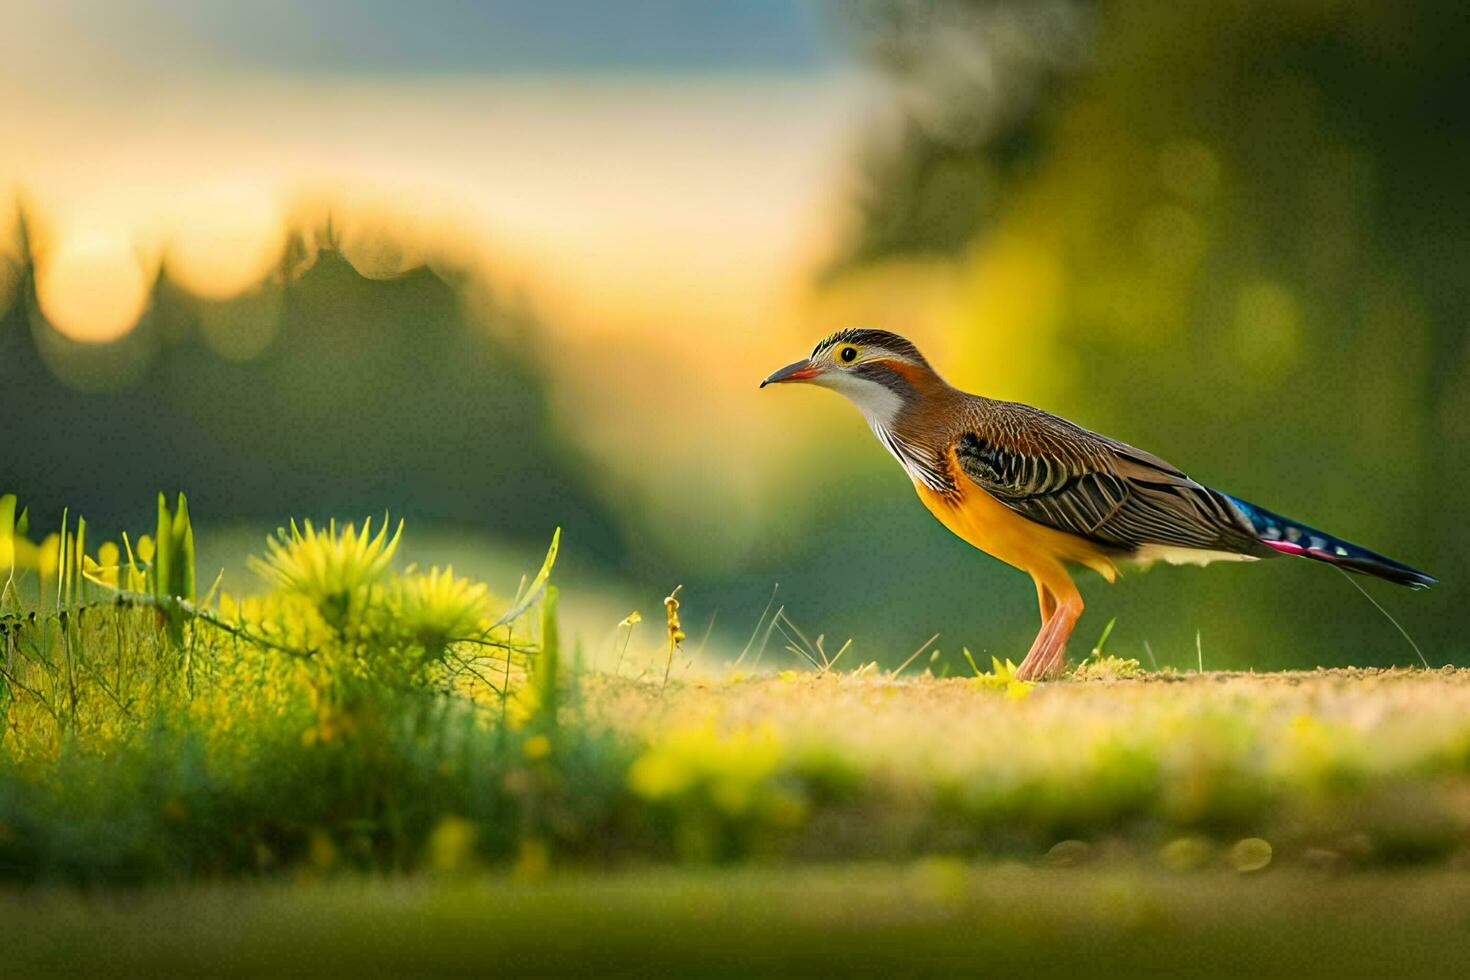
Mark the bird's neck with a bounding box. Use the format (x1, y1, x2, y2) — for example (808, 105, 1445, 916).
(844, 363, 963, 490)
(836, 361, 949, 421)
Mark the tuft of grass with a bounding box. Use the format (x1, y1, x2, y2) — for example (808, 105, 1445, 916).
(967, 652, 1035, 698)
(5, 491, 1470, 887)
(249, 516, 403, 630)
(1072, 615, 1144, 678)
(0, 492, 572, 882)
(1072, 654, 1146, 679)
(770, 607, 853, 675)
(390, 565, 490, 657)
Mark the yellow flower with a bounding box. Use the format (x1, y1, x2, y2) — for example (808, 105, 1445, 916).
(84, 541, 121, 589)
(506, 684, 539, 731)
(37, 533, 60, 579)
(522, 734, 551, 761)
(249, 516, 402, 628)
(391, 565, 490, 651)
(628, 748, 695, 799)
(664, 586, 685, 645)
(626, 724, 790, 818)
(971, 656, 1034, 698)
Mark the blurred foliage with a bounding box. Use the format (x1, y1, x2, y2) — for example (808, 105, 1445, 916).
(823, 0, 1469, 667)
(9, 865, 1470, 975)
(0, 498, 591, 879)
(0, 252, 623, 565)
(6, 493, 1470, 886)
(825, 0, 1096, 272)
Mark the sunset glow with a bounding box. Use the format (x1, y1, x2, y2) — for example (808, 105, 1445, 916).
(34, 229, 151, 343)
(165, 185, 287, 301)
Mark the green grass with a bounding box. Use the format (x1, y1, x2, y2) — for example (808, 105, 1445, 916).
(6, 644, 1470, 879)
(592, 667, 1470, 865)
(6, 492, 1470, 972)
(4, 866, 1470, 977)
(5, 495, 1470, 879)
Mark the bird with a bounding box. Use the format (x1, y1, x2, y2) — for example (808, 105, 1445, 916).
(761, 328, 1434, 680)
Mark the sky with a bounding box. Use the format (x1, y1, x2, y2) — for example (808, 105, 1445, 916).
(0, 1, 872, 334)
(16, 1, 840, 76)
(86, 1, 841, 75)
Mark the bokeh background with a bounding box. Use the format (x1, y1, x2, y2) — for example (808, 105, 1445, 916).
(2, 0, 1464, 670)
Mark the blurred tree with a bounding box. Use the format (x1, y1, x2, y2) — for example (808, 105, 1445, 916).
(825, 0, 1095, 272)
(826, 0, 1470, 666)
(0, 253, 625, 566)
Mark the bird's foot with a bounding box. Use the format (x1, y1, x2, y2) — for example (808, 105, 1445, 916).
(1015, 602, 1081, 682)
(1014, 638, 1065, 682)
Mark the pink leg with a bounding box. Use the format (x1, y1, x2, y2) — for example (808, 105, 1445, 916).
(1016, 572, 1083, 681)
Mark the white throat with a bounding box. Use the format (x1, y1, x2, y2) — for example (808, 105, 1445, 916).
(816, 371, 903, 428)
(816, 371, 948, 491)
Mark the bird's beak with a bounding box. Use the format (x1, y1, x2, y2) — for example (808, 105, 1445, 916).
(760, 358, 822, 388)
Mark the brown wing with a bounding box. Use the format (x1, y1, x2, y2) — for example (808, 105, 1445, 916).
(951, 400, 1264, 556)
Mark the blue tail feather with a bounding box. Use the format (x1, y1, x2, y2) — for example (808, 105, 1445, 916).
(1224, 494, 1435, 589)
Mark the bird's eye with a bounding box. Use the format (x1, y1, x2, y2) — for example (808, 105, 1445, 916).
(839, 346, 858, 363)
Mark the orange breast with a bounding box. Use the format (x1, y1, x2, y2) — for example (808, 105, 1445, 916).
(912, 456, 1118, 583)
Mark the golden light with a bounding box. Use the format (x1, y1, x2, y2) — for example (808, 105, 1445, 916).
(949, 233, 1064, 400)
(165, 185, 287, 300)
(2, 72, 864, 504)
(339, 219, 427, 281)
(35, 231, 151, 343)
(0, 202, 17, 317)
(327, 191, 455, 282)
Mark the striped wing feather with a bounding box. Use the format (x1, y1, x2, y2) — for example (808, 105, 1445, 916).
(951, 401, 1264, 557)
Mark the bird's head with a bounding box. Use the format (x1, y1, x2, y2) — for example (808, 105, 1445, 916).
(760, 328, 940, 424)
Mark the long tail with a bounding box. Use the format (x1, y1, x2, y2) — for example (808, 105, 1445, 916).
(1224, 494, 1436, 589)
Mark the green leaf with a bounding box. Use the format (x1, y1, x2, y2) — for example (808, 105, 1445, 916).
(172, 492, 196, 602)
(121, 531, 140, 591)
(56, 508, 68, 611)
(961, 646, 982, 677)
(153, 493, 172, 601)
(1091, 617, 1117, 658)
(74, 516, 87, 607)
(534, 584, 561, 730)
(490, 527, 561, 629)
(0, 495, 14, 588)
